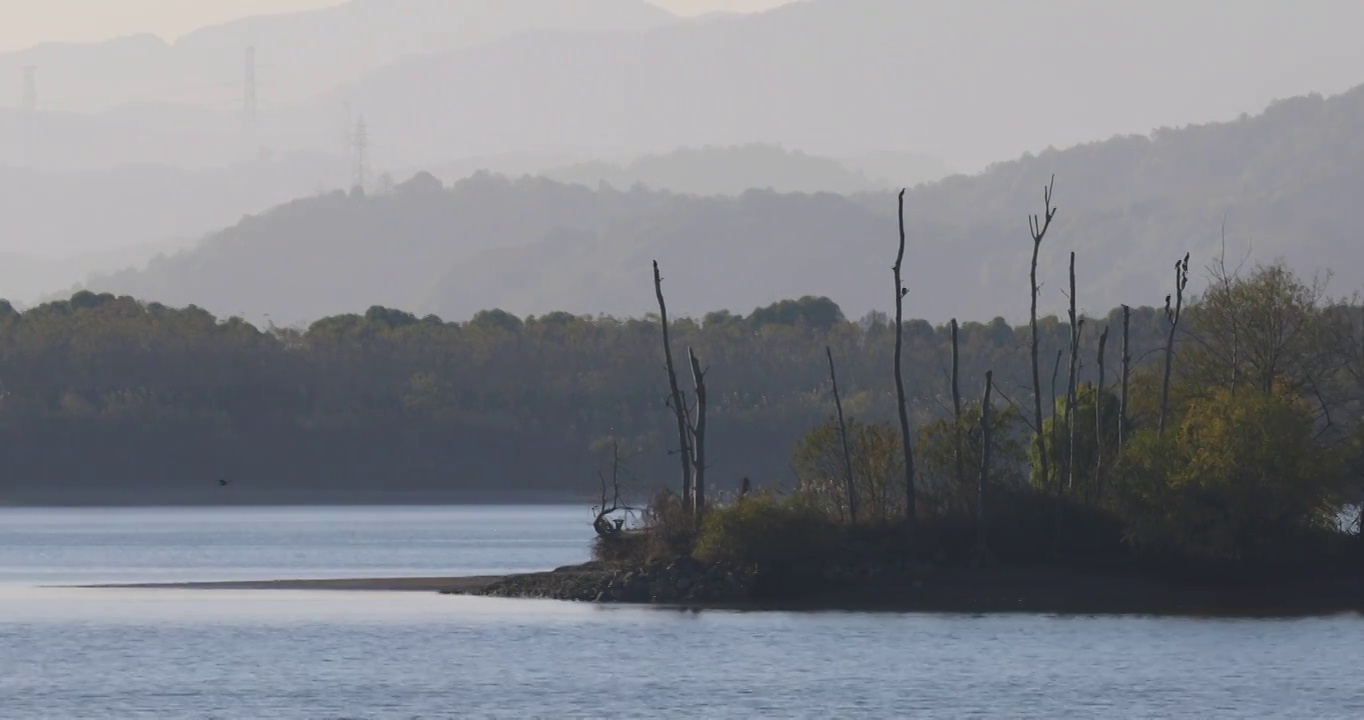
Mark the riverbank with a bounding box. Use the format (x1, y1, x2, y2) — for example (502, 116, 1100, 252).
(95, 562, 1363, 617)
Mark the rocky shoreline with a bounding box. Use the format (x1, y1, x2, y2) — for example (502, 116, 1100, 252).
(447, 559, 1364, 616)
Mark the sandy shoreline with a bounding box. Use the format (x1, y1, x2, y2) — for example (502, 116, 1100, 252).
(78, 576, 502, 593)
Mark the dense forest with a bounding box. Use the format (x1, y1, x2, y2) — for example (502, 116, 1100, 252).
(0, 287, 1161, 503)
(3, 254, 1362, 521)
(84, 83, 1364, 328)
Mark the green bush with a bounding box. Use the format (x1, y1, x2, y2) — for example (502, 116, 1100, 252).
(693, 490, 838, 574)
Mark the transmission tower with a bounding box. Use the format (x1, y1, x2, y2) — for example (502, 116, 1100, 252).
(21, 66, 36, 112)
(242, 47, 257, 129)
(20, 65, 36, 165)
(351, 115, 369, 191)
(341, 101, 353, 156)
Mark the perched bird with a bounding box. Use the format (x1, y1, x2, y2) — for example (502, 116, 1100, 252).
(900, 288, 908, 297)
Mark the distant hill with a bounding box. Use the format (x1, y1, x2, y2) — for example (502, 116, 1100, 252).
(296, 0, 1364, 171)
(10, 0, 1364, 173)
(0, 143, 939, 306)
(0, 154, 347, 257)
(539, 144, 949, 195)
(83, 84, 1364, 326)
(0, 0, 674, 113)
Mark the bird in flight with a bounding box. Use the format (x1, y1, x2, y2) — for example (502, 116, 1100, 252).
(218, 478, 232, 487)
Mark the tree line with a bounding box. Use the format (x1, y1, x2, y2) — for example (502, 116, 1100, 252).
(0, 285, 1171, 502)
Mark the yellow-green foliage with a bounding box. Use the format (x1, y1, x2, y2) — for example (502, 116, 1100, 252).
(693, 490, 837, 572)
(1114, 387, 1346, 560)
(791, 417, 904, 524)
(1028, 383, 1120, 492)
(918, 400, 1027, 516)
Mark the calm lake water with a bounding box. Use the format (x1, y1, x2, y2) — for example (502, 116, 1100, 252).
(2, 506, 1362, 719)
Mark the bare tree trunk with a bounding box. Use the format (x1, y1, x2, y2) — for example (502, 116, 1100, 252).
(1050, 348, 1064, 551)
(593, 438, 624, 538)
(894, 190, 917, 522)
(1119, 305, 1131, 454)
(1028, 176, 1057, 511)
(687, 347, 707, 522)
(976, 370, 994, 565)
(653, 261, 692, 506)
(1065, 252, 1080, 493)
(1050, 349, 1063, 490)
(951, 318, 964, 495)
(827, 346, 857, 525)
(1095, 326, 1109, 503)
(1158, 253, 1191, 438)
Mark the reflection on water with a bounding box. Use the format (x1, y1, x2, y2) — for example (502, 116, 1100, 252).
(1, 506, 1362, 719)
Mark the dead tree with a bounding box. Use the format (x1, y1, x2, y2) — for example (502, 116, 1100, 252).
(1119, 305, 1131, 453)
(827, 347, 857, 525)
(1158, 253, 1191, 438)
(1050, 347, 1064, 550)
(976, 370, 994, 565)
(1065, 252, 1080, 492)
(1027, 176, 1057, 507)
(1050, 349, 1063, 489)
(951, 318, 964, 493)
(653, 261, 693, 506)
(687, 347, 708, 522)
(593, 438, 628, 538)
(1095, 325, 1110, 502)
(893, 189, 917, 521)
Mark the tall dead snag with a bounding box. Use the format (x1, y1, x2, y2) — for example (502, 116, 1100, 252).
(976, 370, 994, 566)
(1094, 325, 1110, 503)
(593, 437, 635, 539)
(1065, 252, 1080, 492)
(1158, 253, 1191, 438)
(1049, 347, 1064, 551)
(1119, 305, 1131, 453)
(1027, 176, 1057, 507)
(687, 347, 707, 522)
(827, 347, 857, 525)
(652, 261, 693, 507)
(951, 318, 964, 493)
(1050, 349, 1063, 489)
(893, 189, 917, 521)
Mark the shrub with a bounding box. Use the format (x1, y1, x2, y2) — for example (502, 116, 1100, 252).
(1112, 388, 1347, 563)
(693, 490, 838, 574)
(592, 488, 697, 565)
(791, 417, 904, 523)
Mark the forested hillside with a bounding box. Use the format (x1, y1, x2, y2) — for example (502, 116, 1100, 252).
(0, 291, 1174, 504)
(86, 84, 1364, 326)
(539, 144, 949, 195)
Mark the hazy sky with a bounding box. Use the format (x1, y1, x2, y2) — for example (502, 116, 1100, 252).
(1, 0, 797, 52)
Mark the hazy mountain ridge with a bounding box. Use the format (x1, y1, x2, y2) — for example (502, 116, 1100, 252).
(305, 0, 1364, 172)
(1, 143, 939, 307)
(80, 82, 1364, 327)
(539, 144, 950, 195)
(0, 0, 674, 113)
(9, 0, 1364, 174)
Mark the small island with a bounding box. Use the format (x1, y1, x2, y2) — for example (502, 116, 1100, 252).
(33, 176, 1364, 617)
(445, 181, 1364, 617)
